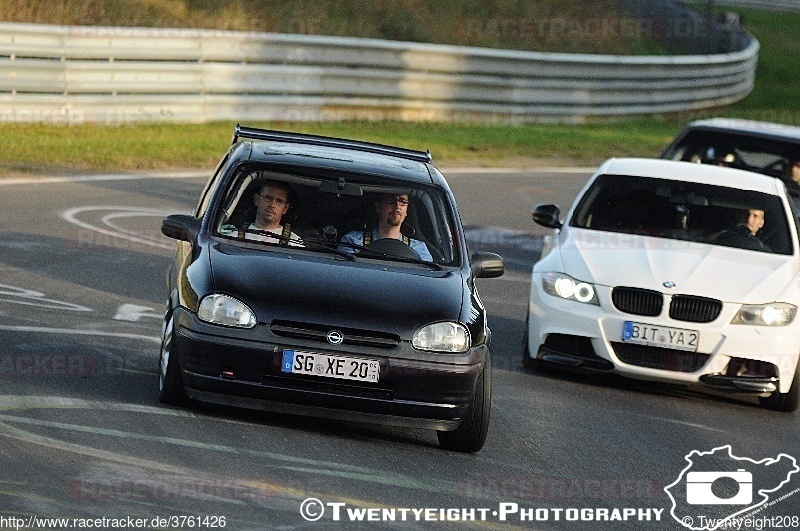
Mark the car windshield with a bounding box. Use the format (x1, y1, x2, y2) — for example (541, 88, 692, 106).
(662, 129, 800, 181)
(212, 164, 459, 266)
(570, 174, 795, 255)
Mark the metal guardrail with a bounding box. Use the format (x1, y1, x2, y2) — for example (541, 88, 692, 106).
(0, 20, 759, 124)
(715, 0, 800, 13)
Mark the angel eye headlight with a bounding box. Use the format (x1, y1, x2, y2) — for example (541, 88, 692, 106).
(542, 273, 599, 305)
(412, 322, 471, 353)
(732, 303, 795, 326)
(197, 294, 257, 328)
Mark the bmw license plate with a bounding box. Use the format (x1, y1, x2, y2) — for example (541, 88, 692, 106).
(281, 349, 380, 383)
(622, 321, 699, 352)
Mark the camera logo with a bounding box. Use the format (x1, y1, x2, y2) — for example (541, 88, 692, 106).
(686, 469, 752, 505)
(666, 446, 798, 530)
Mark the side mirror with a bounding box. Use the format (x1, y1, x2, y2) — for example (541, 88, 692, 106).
(471, 251, 505, 279)
(532, 204, 563, 229)
(162, 214, 201, 242)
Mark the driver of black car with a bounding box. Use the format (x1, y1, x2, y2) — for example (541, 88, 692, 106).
(338, 193, 433, 261)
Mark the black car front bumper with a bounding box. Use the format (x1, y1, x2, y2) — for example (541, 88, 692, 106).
(172, 307, 487, 431)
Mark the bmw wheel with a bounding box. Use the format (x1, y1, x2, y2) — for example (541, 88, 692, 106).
(759, 363, 800, 412)
(521, 331, 540, 370)
(521, 316, 541, 371)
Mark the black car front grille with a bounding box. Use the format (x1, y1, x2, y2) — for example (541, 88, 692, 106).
(270, 321, 400, 349)
(611, 342, 709, 373)
(669, 295, 722, 323)
(612, 287, 663, 316)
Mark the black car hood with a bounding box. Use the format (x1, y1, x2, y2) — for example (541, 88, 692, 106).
(209, 244, 465, 335)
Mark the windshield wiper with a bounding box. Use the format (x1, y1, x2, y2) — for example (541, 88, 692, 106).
(224, 227, 357, 261)
(291, 237, 357, 261)
(336, 240, 443, 270)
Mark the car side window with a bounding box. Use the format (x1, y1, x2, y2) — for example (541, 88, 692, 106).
(195, 153, 230, 218)
(217, 171, 259, 229)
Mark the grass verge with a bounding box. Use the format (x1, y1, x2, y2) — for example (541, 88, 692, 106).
(0, 120, 681, 174)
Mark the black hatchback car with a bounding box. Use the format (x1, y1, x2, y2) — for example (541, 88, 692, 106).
(660, 118, 800, 182)
(159, 126, 504, 452)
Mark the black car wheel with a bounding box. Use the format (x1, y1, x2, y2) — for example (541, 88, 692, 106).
(158, 312, 188, 405)
(437, 354, 491, 453)
(759, 363, 800, 412)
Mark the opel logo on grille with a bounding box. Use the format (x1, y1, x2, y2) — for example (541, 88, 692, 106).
(326, 330, 344, 345)
(663, 281, 676, 289)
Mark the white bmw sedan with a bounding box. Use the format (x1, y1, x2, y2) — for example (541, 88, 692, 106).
(525, 158, 800, 412)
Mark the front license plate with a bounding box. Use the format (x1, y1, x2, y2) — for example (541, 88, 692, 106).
(281, 350, 380, 383)
(622, 321, 699, 352)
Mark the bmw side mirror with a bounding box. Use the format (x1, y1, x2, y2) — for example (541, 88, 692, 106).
(532, 204, 563, 229)
(471, 252, 505, 279)
(162, 214, 201, 242)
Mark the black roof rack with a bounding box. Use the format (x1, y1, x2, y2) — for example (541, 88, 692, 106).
(232, 124, 432, 164)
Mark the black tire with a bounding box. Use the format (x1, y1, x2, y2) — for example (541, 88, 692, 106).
(437, 354, 491, 453)
(521, 330, 540, 370)
(158, 312, 189, 405)
(759, 363, 800, 412)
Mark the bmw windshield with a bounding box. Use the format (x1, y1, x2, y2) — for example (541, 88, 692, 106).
(570, 174, 794, 255)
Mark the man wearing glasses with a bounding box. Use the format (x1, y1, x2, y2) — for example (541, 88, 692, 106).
(339, 193, 432, 261)
(246, 180, 303, 246)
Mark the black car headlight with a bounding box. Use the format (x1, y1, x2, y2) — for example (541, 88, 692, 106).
(412, 322, 471, 353)
(732, 303, 796, 326)
(197, 294, 257, 328)
(542, 273, 599, 305)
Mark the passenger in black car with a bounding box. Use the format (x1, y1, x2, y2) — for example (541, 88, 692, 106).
(233, 180, 303, 246)
(783, 158, 800, 213)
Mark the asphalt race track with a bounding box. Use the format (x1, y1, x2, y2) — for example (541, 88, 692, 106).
(0, 168, 797, 530)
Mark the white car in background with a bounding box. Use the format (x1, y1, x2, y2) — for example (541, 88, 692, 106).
(525, 158, 800, 412)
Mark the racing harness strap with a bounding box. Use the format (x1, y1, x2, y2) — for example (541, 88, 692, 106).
(239, 223, 292, 246)
(363, 226, 409, 247)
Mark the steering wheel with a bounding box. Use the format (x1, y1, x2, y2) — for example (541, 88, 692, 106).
(366, 237, 421, 260)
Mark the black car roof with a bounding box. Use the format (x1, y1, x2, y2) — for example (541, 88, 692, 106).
(681, 118, 800, 143)
(231, 125, 435, 184)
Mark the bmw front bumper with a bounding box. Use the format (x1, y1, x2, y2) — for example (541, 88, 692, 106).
(527, 277, 800, 395)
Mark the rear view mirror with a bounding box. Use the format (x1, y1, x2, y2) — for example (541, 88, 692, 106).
(319, 177, 363, 196)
